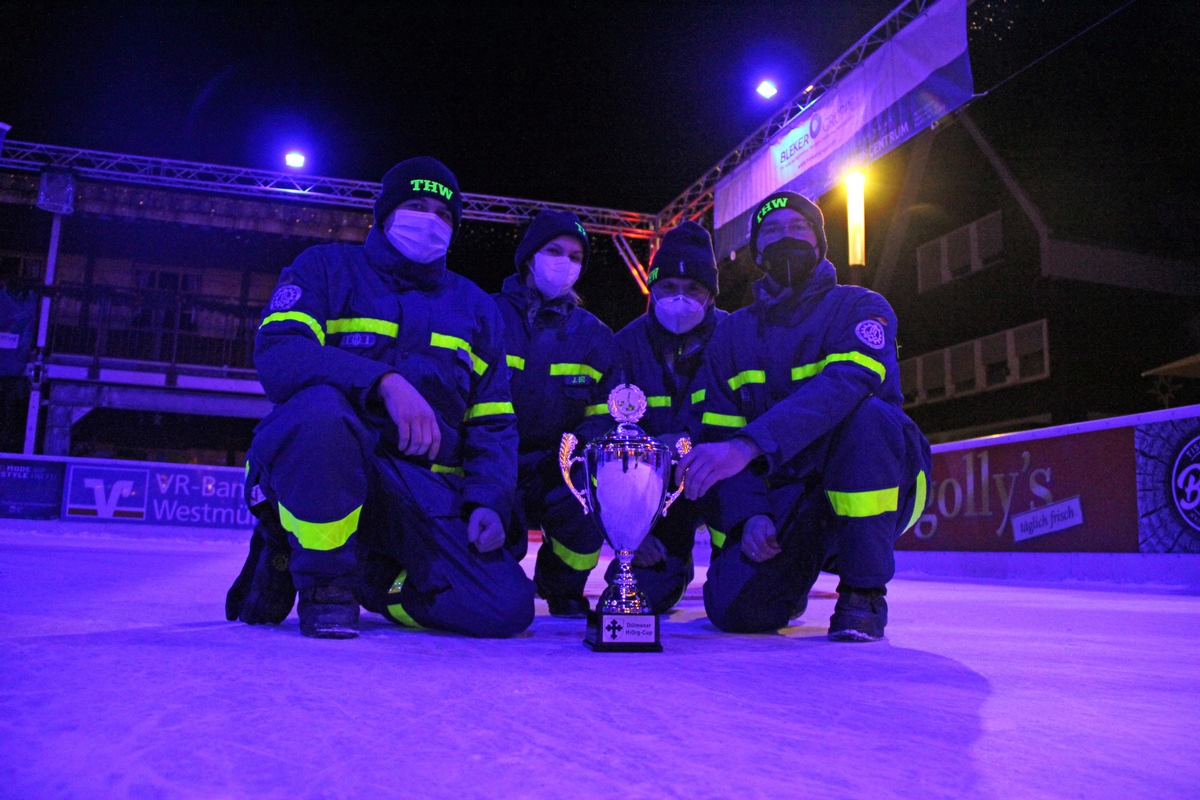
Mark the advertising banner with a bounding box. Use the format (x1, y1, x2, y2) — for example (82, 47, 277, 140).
(712, 0, 973, 258)
(1136, 416, 1200, 554)
(897, 409, 1200, 554)
(60, 461, 255, 529)
(0, 457, 65, 519)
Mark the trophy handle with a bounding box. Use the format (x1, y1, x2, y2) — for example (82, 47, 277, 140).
(661, 436, 692, 515)
(559, 433, 590, 514)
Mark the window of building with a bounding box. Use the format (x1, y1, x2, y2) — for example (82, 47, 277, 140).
(920, 353, 947, 400)
(1014, 320, 1048, 379)
(981, 332, 1009, 386)
(900, 359, 919, 405)
(901, 318, 1049, 408)
(950, 342, 976, 394)
(135, 267, 202, 294)
(917, 210, 1004, 292)
(0, 251, 48, 282)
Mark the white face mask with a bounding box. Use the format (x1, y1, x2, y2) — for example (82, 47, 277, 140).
(384, 208, 453, 264)
(531, 253, 581, 299)
(654, 294, 706, 334)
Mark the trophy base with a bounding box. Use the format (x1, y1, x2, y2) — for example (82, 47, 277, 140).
(583, 610, 662, 652)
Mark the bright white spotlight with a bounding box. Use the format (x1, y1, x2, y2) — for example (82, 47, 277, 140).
(285, 152, 305, 168)
(756, 80, 778, 99)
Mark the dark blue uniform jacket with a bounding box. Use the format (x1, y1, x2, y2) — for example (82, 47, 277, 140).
(492, 274, 617, 477)
(614, 305, 728, 445)
(698, 260, 911, 523)
(255, 227, 517, 521)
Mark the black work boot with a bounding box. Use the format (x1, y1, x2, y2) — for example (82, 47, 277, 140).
(298, 585, 360, 639)
(226, 523, 296, 625)
(542, 593, 590, 619)
(828, 585, 888, 642)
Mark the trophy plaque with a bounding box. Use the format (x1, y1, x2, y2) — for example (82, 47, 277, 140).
(559, 384, 690, 652)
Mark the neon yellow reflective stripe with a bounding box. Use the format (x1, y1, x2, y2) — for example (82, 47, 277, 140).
(507, 355, 526, 370)
(702, 412, 747, 428)
(548, 536, 601, 571)
(792, 352, 886, 383)
(464, 402, 514, 420)
(710, 527, 727, 548)
(690, 388, 706, 404)
(261, 312, 325, 345)
(278, 503, 361, 551)
(244, 462, 250, 476)
(584, 403, 609, 416)
(904, 470, 928, 533)
(430, 332, 488, 376)
(646, 395, 671, 408)
(826, 486, 899, 518)
(327, 317, 399, 338)
(549, 362, 603, 382)
(430, 464, 465, 477)
(727, 370, 766, 391)
(385, 571, 426, 629)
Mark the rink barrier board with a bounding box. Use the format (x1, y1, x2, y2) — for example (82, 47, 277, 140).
(1, 404, 1197, 585)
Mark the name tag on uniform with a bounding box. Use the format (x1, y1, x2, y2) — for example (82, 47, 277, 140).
(340, 333, 377, 348)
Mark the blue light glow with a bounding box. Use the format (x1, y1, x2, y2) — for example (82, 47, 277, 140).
(285, 151, 305, 168)
(756, 80, 778, 99)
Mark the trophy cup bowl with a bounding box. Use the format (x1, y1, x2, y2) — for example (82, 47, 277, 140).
(560, 384, 690, 652)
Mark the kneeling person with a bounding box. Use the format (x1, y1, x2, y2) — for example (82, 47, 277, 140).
(226, 156, 534, 639)
(681, 192, 931, 641)
(611, 221, 727, 613)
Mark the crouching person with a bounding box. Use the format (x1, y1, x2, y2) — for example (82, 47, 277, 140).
(680, 192, 931, 642)
(225, 156, 534, 639)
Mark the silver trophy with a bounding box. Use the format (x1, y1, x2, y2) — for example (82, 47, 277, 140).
(560, 384, 690, 652)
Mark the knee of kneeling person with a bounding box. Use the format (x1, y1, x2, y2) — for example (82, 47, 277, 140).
(467, 585, 535, 638)
(704, 594, 785, 634)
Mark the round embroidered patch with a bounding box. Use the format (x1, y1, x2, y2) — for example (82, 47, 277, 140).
(854, 319, 886, 350)
(270, 285, 302, 311)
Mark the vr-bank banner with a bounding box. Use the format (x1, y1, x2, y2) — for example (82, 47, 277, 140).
(896, 411, 1200, 554)
(712, 0, 972, 259)
(0, 454, 254, 530)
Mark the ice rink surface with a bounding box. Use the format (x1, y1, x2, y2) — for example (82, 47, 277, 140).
(2, 528, 1198, 800)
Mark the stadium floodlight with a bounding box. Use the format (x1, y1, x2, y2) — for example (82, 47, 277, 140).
(285, 151, 305, 168)
(756, 80, 778, 99)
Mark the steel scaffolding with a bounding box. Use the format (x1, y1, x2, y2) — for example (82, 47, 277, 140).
(0, 140, 658, 240)
(655, 0, 936, 230)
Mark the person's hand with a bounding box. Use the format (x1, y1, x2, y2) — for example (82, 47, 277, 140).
(467, 506, 506, 553)
(378, 372, 441, 459)
(632, 534, 667, 567)
(741, 515, 780, 562)
(679, 437, 762, 500)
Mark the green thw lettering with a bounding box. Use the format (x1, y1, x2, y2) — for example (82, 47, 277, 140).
(755, 197, 789, 223)
(409, 179, 455, 200)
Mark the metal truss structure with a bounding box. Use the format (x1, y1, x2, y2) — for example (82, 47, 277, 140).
(0, 0, 931, 282)
(656, 0, 936, 230)
(0, 140, 657, 239)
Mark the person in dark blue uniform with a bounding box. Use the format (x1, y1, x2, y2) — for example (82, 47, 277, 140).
(610, 221, 727, 614)
(680, 191, 931, 641)
(225, 156, 534, 639)
(493, 210, 618, 618)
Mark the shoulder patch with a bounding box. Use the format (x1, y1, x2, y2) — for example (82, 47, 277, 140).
(270, 285, 303, 311)
(854, 319, 886, 350)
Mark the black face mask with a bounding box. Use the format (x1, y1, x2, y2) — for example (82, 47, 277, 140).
(759, 238, 819, 288)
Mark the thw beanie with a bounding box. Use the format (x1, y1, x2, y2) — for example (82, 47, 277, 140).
(374, 156, 463, 238)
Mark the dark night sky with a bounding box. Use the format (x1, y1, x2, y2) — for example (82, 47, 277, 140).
(0, 1, 1196, 243)
(1, 0, 908, 211)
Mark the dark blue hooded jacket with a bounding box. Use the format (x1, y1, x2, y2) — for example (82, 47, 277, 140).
(698, 260, 913, 524)
(254, 226, 517, 520)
